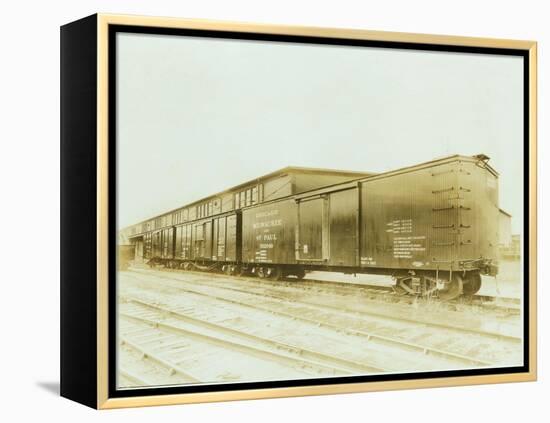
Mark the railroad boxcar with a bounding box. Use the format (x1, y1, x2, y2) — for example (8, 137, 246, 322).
(132, 166, 370, 269)
(171, 212, 241, 268)
(122, 154, 500, 299)
(357, 154, 499, 298)
(240, 155, 499, 298)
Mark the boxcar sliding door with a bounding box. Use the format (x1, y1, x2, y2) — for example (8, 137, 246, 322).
(328, 189, 358, 266)
(194, 221, 213, 260)
(226, 214, 238, 261)
(215, 216, 226, 260)
(296, 197, 329, 261)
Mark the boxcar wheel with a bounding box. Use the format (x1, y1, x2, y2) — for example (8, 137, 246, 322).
(268, 266, 283, 281)
(257, 267, 267, 279)
(462, 273, 482, 296)
(438, 274, 463, 301)
(293, 268, 306, 280)
(231, 265, 245, 277)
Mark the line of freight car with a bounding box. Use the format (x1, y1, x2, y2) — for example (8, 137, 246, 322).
(137, 154, 500, 301)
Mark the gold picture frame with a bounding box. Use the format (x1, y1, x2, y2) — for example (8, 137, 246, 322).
(60, 13, 537, 409)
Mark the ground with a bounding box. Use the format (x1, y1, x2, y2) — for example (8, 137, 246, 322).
(115, 262, 524, 390)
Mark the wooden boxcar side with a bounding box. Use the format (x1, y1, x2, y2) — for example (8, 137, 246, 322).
(174, 223, 193, 260)
(450, 159, 500, 271)
(210, 212, 241, 262)
(242, 200, 297, 264)
(359, 157, 499, 274)
(191, 219, 212, 260)
(225, 213, 241, 262)
(327, 188, 359, 267)
(143, 232, 152, 259)
(151, 230, 162, 259)
(293, 188, 359, 267)
(359, 162, 453, 272)
(171, 212, 241, 263)
(212, 216, 224, 260)
(161, 227, 175, 259)
(296, 197, 327, 261)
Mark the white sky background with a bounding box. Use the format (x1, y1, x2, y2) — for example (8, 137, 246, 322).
(117, 33, 524, 233)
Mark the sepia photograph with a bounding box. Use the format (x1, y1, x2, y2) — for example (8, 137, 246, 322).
(114, 26, 528, 393)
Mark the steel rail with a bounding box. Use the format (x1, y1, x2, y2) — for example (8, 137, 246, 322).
(127, 269, 522, 344)
(120, 308, 385, 375)
(129, 266, 520, 307)
(122, 281, 494, 368)
(120, 336, 202, 383)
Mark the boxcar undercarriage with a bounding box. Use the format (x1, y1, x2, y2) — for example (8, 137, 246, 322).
(144, 256, 493, 300)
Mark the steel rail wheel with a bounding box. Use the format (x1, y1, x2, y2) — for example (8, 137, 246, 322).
(462, 272, 482, 296)
(438, 274, 464, 301)
(267, 266, 283, 281)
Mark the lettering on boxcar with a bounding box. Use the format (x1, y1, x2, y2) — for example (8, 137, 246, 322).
(252, 219, 283, 229)
(254, 248, 272, 263)
(361, 257, 377, 266)
(386, 219, 413, 234)
(257, 234, 277, 241)
(253, 208, 284, 262)
(393, 236, 427, 259)
(256, 209, 279, 218)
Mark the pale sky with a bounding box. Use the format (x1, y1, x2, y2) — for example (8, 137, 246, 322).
(116, 32, 524, 233)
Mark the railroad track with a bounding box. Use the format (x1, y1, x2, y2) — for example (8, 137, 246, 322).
(299, 280, 521, 313)
(121, 335, 202, 382)
(118, 299, 396, 387)
(190, 276, 524, 341)
(136, 265, 521, 314)
(251, 276, 522, 315)
(121, 270, 523, 370)
(128, 268, 522, 343)
(117, 319, 203, 389)
(118, 307, 334, 387)
(121, 299, 387, 375)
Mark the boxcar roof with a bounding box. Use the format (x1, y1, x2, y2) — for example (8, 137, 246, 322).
(123, 166, 374, 230)
(293, 154, 499, 199)
(122, 155, 496, 232)
(231, 165, 373, 189)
